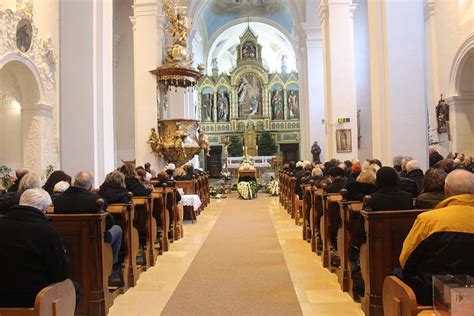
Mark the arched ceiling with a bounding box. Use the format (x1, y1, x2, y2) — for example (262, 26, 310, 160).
(198, 0, 294, 39)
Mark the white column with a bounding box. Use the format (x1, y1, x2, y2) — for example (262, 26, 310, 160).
(60, 0, 115, 184)
(320, 0, 359, 160)
(368, 0, 428, 168)
(301, 21, 325, 162)
(131, 1, 161, 168)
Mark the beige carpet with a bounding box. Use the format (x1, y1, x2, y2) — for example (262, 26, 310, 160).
(162, 193, 302, 315)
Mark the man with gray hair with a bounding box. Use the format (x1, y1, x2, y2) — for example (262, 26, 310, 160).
(406, 160, 424, 194)
(399, 169, 474, 306)
(54, 171, 123, 286)
(393, 155, 403, 173)
(7, 167, 29, 193)
(0, 188, 70, 307)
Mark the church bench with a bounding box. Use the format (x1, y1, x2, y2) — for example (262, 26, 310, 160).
(382, 276, 433, 316)
(47, 212, 120, 316)
(337, 189, 364, 296)
(132, 196, 157, 268)
(107, 201, 141, 289)
(175, 179, 197, 195)
(359, 197, 427, 316)
(280, 171, 288, 208)
(301, 182, 315, 241)
(202, 172, 210, 206)
(0, 279, 76, 316)
(288, 176, 297, 217)
(153, 184, 181, 243)
(278, 171, 284, 205)
(309, 186, 324, 254)
(321, 190, 343, 270)
(151, 189, 169, 253)
(283, 172, 291, 211)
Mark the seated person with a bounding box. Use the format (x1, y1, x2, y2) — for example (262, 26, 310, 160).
(157, 171, 181, 203)
(184, 162, 195, 180)
(43, 170, 71, 195)
(0, 173, 42, 214)
(135, 166, 152, 183)
(7, 167, 29, 193)
(119, 164, 150, 197)
(173, 166, 187, 180)
(54, 171, 123, 286)
(345, 169, 378, 201)
(369, 167, 413, 211)
(144, 162, 156, 178)
(405, 160, 424, 195)
(415, 168, 446, 209)
(325, 167, 347, 193)
(399, 170, 474, 306)
(99, 171, 131, 204)
(307, 167, 325, 187)
(294, 161, 307, 198)
(0, 188, 70, 308)
(165, 163, 176, 179)
(51, 181, 70, 202)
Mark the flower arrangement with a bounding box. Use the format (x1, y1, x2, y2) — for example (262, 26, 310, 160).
(239, 155, 255, 171)
(267, 179, 279, 196)
(237, 180, 258, 200)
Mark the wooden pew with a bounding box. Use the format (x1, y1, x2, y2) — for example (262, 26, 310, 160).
(107, 201, 141, 289)
(288, 176, 296, 217)
(0, 279, 76, 316)
(175, 179, 200, 220)
(167, 181, 183, 240)
(278, 170, 284, 205)
(359, 196, 427, 316)
(47, 212, 119, 316)
(309, 186, 324, 254)
(337, 189, 364, 296)
(382, 276, 433, 316)
(132, 196, 157, 268)
(151, 188, 169, 253)
(320, 184, 342, 269)
(301, 182, 315, 241)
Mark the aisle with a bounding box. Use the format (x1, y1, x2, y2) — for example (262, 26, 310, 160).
(162, 194, 302, 315)
(109, 194, 364, 316)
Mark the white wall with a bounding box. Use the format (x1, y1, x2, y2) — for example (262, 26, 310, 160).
(0, 100, 22, 169)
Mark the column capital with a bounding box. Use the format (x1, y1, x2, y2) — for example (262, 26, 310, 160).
(424, 0, 435, 21)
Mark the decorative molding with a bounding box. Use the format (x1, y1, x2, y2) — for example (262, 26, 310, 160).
(319, 4, 328, 23)
(424, 0, 435, 21)
(129, 16, 136, 31)
(0, 8, 57, 91)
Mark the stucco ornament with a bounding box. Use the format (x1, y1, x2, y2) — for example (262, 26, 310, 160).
(0, 2, 57, 90)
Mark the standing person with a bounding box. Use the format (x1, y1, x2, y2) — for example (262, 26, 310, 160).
(0, 188, 70, 307)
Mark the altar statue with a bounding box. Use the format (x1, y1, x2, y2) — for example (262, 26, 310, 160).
(198, 128, 210, 156)
(244, 121, 257, 156)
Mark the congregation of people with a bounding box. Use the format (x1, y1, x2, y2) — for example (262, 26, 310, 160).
(0, 161, 206, 311)
(283, 149, 474, 309)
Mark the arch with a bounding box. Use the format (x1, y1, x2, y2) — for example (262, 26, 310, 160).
(0, 53, 45, 104)
(449, 34, 474, 96)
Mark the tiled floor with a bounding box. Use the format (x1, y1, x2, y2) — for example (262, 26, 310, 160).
(109, 194, 364, 316)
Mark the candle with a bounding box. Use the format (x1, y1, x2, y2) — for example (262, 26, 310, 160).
(242, 146, 245, 151)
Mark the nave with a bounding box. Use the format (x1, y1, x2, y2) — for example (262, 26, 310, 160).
(109, 194, 363, 316)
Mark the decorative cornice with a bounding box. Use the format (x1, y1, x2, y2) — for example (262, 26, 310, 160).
(424, 0, 435, 21)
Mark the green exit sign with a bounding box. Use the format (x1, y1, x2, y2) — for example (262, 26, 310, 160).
(338, 117, 351, 124)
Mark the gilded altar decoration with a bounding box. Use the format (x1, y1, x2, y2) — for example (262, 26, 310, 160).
(148, 119, 202, 167)
(150, 0, 203, 90)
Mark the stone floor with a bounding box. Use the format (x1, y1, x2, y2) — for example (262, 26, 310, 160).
(109, 194, 364, 316)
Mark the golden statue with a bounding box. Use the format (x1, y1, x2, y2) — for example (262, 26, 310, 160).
(198, 129, 210, 156)
(244, 121, 257, 156)
(173, 125, 188, 157)
(147, 128, 163, 157)
(162, 0, 192, 65)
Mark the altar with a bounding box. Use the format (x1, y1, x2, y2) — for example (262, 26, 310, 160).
(227, 156, 274, 179)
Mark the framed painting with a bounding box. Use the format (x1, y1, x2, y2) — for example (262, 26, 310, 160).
(336, 129, 352, 153)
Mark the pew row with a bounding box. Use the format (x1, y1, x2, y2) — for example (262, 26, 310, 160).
(0, 279, 76, 316)
(382, 276, 433, 316)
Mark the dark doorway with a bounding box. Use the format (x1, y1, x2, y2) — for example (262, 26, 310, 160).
(279, 143, 299, 163)
(207, 145, 222, 178)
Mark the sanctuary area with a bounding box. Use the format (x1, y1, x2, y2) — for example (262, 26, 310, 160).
(0, 0, 473, 315)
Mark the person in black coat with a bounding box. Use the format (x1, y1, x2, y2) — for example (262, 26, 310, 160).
(0, 173, 43, 214)
(325, 167, 347, 193)
(99, 171, 131, 204)
(369, 167, 413, 211)
(0, 188, 70, 308)
(293, 162, 306, 198)
(405, 160, 424, 195)
(429, 148, 444, 168)
(54, 171, 123, 285)
(43, 170, 72, 195)
(344, 169, 378, 201)
(119, 164, 150, 197)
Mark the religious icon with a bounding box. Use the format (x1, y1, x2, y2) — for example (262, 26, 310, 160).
(16, 18, 33, 53)
(271, 87, 284, 120)
(336, 129, 352, 153)
(242, 41, 256, 59)
(436, 95, 449, 134)
(238, 74, 262, 118)
(217, 91, 230, 122)
(288, 89, 299, 119)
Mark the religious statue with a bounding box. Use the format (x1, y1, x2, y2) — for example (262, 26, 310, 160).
(311, 141, 321, 163)
(243, 121, 257, 156)
(147, 128, 163, 157)
(211, 58, 218, 72)
(217, 92, 229, 122)
(288, 90, 299, 119)
(198, 129, 210, 156)
(173, 124, 188, 157)
(436, 94, 449, 134)
(202, 93, 213, 121)
(280, 54, 288, 74)
(271, 89, 283, 120)
(161, 0, 192, 65)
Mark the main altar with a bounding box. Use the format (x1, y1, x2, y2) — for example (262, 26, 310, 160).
(198, 25, 300, 176)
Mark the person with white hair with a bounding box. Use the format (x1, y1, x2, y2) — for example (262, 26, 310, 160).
(6, 167, 29, 193)
(51, 181, 70, 202)
(393, 155, 404, 173)
(293, 161, 306, 198)
(0, 188, 70, 308)
(400, 156, 413, 178)
(405, 160, 424, 194)
(0, 172, 43, 214)
(399, 169, 474, 306)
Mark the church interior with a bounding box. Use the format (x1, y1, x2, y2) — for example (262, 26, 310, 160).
(0, 0, 474, 315)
